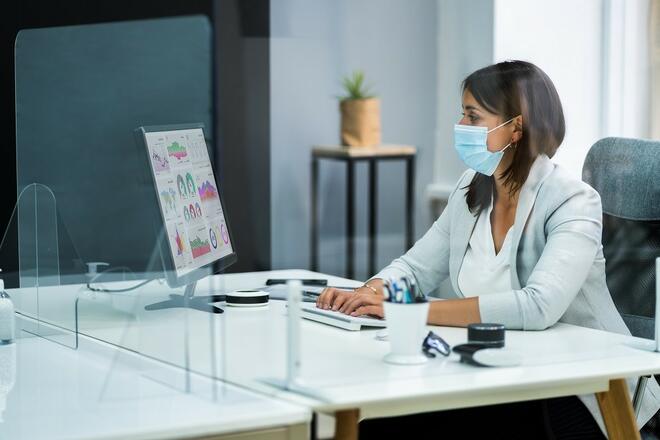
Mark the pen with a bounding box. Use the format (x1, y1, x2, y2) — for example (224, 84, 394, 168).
(382, 281, 391, 301)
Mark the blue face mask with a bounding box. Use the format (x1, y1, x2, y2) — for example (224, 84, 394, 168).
(454, 118, 516, 176)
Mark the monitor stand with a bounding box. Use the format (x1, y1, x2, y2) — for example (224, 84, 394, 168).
(144, 281, 225, 314)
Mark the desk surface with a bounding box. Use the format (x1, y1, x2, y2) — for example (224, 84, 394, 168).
(18, 269, 659, 420)
(0, 332, 309, 440)
(9, 269, 660, 425)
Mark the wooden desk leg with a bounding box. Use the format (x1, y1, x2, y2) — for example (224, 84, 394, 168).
(596, 378, 640, 440)
(335, 409, 360, 440)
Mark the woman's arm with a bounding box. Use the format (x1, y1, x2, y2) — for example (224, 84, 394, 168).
(369, 171, 474, 295)
(317, 172, 470, 316)
(334, 184, 604, 330)
(316, 204, 453, 316)
(331, 280, 482, 326)
(478, 186, 603, 330)
(427, 297, 481, 326)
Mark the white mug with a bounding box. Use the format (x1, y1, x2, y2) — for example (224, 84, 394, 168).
(382, 301, 430, 365)
(0, 291, 15, 344)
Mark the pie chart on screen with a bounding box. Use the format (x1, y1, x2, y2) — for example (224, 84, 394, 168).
(221, 224, 229, 244)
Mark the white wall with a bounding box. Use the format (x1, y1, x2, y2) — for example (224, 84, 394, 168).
(270, 0, 438, 279)
(433, 0, 494, 194)
(601, 0, 651, 139)
(431, 0, 652, 185)
(493, 0, 604, 177)
(270, 0, 653, 278)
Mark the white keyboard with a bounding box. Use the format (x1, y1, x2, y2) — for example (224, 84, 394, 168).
(300, 303, 386, 331)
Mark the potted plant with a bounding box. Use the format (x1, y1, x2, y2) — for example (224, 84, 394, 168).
(339, 70, 381, 147)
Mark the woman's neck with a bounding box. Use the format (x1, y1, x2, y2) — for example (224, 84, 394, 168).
(493, 176, 518, 206)
(493, 152, 519, 206)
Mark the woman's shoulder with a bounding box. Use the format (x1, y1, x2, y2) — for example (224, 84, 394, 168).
(449, 169, 476, 200)
(538, 163, 602, 217)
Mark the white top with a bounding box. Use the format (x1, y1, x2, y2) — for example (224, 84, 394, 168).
(458, 196, 513, 296)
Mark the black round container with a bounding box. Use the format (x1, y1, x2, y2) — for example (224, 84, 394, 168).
(467, 323, 505, 348)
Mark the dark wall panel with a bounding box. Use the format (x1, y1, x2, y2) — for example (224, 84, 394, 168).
(214, 0, 271, 272)
(0, 0, 270, 282)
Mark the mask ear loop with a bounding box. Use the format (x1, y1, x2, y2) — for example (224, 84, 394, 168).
(488, 116, 519, 152)
(487, 117, 516, 134)
(500, 118, 523, 152)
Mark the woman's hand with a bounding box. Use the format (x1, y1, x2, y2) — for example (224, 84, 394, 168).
(315, 286, 385, 318)
(315, 287, 354, 311)
(338, 290, 384, 318)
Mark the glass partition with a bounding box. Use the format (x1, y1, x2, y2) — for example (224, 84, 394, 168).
(12, 16, 228, 384)
(0, 183, 79, 348)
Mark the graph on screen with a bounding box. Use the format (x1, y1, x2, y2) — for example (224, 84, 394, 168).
(160, 187, 177, 217)
(174, 226, 186, 256)
(198, 180, 219, 202)
(167, 141, 188, 160)
(144, 127, 233, 277)
(190, 234, 211, 259)
(151, 149, 170, 172)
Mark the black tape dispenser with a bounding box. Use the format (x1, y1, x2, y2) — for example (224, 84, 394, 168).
(453, 323, 522, 367)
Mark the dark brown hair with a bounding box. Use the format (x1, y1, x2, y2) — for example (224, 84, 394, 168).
(462, 60, 565, 214)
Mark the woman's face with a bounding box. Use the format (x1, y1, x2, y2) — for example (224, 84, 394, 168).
(459, 89, 519, 153)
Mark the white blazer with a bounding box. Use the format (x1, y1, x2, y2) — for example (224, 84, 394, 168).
(374, 154, 660, 433)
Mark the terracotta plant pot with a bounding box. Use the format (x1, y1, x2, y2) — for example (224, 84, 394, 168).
(340, 98, 381, 147)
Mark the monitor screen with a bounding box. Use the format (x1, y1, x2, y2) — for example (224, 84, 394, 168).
(142, 126, 233, 278)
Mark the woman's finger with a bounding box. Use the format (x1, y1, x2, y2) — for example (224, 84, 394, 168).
(317, 287, 337, 309)
(331, 293, 350, 311)
(341, 293, 379, 315)
(317, 289, 353, 309)
(338, 293, 361, 314)
(351, 305, 384, 318)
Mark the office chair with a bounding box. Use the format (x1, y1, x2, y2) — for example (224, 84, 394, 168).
(583, 136, 660, 422)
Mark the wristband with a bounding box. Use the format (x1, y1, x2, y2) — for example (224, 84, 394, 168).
(361, 282, 379, 295)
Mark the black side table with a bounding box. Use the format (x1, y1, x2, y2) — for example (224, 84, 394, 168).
(310, 145, 417, 279)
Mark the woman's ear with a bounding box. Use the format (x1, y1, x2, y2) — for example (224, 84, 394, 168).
(512, 115, 523, 143)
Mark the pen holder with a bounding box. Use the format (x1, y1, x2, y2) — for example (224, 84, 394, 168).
(382, 301, 429, 365)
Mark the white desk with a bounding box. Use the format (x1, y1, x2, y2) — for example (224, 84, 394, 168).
(10, 269, 660, 440)
(0, 331, 310, 440)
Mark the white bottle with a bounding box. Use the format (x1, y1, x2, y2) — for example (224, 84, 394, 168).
(286, 280, 302, 389)
(0, 341, 16, 423)
(0, 279, 15, 344)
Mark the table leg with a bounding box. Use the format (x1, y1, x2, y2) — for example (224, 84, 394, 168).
(596, 378, 640, 440)
(368, 159, 377, 277)
(335, 409, 360, 440)
(311, 157, 319, 271)
(346, 160, 355, 279)
(405, 156, 415, 250)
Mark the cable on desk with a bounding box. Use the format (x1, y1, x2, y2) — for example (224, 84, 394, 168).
(85, 266, 155, 293)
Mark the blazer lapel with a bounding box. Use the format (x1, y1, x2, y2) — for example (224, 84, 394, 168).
(449, 155, 555, 295)
(450, 186, 479, 297)
(508, 154, 554, 288)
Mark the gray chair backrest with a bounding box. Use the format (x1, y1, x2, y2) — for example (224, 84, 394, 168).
(583, 137, 660, 339)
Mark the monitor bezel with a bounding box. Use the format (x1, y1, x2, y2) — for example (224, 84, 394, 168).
(135, 122, 237, 288)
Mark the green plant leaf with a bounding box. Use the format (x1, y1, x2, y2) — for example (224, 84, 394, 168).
(340, 70, 377, 100)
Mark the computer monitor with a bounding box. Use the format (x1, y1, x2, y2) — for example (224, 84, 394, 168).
(136, 123, 237, 291)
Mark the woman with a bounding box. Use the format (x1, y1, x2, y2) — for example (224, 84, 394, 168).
(316, 60, 660, 438)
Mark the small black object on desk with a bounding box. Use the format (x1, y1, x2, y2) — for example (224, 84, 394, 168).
(453, 323, 521, 367)
(467, 323, 505, 348)
(422, 331, 451, 358)
(265, 278, 327, 286)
